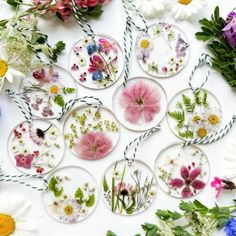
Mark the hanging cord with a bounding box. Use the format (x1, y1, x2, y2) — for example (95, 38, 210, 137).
(124, 125, 161, 165)
(57, 96, 103, 121)
(5, 89, 33, 123)
(123, 17, 133, 86)
(183, 115, 236, 147)
(0, 172, 48, 192)
(188, 53, 212, 92)
(71, 0, 95, 38)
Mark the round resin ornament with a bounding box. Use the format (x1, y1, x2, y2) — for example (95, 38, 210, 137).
(20, 65, 77, 119)
(135, 22, 190, 78)
(63, 105, 120, 160)
(42, 166, 98, 223)
(113, 77, 167, 131)
(102, 159, 157, 215)
(167, 88, 222, 140)
(69, 35, 124, 89)
(155, 143, 210, 198)
(8, 120, 64, 174)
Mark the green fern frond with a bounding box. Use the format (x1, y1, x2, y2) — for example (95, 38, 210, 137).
(126, 196, 137, 215)
(168, 111, 185, 122)
(182, 94, 195, 113)
(179, 130, 194, 139)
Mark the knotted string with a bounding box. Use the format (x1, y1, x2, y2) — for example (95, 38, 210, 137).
(57, 96, 102, 121)
(5, 89, 33, 123)
(124, 125, 161, 165)
(188, 53, 212, 93)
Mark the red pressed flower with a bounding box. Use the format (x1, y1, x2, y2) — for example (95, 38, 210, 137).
(33, 68, 50, 84)
(88, 55, 106, 73)
(120, 81, 161, 124)
(15, 154, 34, 169)
(169, 165, 206, 198)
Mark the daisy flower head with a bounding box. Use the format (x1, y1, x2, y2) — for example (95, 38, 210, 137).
(136, 34, 153, 63)
(0, 193, 36, 236)
(168, 0, 206, 20)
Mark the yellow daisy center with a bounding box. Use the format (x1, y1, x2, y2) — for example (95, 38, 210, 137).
(197, 128, 207, 138)
(64, 205, 74, 216)
(50, 85, 59, 94)
(208, 115, 219, 125)
(0, 214, 16, 236)
(0, 60, 8, 77)
(178, 0, 192, 4)
(192, 115, 201, 122)
(140, 39, 150, 49)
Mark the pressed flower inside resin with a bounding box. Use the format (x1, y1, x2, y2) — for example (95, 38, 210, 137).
(19, 65, 76, 119)
(0, 60, 8, 77)
(8, 120, 64, 174)
(0, 214, 15, 235)
(167, 88, 222, 140)
(42, 166, 98, 223)
(102, 159, 157, 215)
(64, 106, 120, 160)
(178, 0, 192, 4)
(135, 23, 189, 78)
(69, 35, 124, 89)
(155, 143, 209, 198)
(113, 77, 167, 131)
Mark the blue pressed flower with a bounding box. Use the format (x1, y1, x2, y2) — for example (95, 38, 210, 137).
(87, 44, 96, 55)
(225, 218, 236, 236)
(92, 70, 103, 81)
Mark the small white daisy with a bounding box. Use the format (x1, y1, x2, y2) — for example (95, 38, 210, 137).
(10, 144, 19, 153)
(48, 128, 59, 140)
(168, 0, 206, 20)
(112, 170, 121, 179)
(79, 207, 88, 217)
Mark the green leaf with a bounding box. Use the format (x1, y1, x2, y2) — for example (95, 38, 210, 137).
(103, 176, 109, 192)
(213, 6, 220, 22)
(142, 223, 160, 236)
(48, 177, 63, 197)
(54, 95, 65, 107)
(179, 201, 195, 212)
(126, 196, 136, 215)
(106, 230, 117, 236)
(51, 41, 66, 61)
(182, 94, 195, 113)
(63, 87, 76, 95)
(168, 111, 185, 123)
(0, 20, 8, 28)
(217, 217, 230, 230)
(173, 226, 192, 236)
(193, 200, 208, 214)
(88, 4, 103, 17)
(86, 194, 95, 207)
(156, 210, 171, 220)
(195, 32, 212, 41)
(7, 0, 22, 7)
(75, 187, 84, 204)
(179, 131, 193, 139)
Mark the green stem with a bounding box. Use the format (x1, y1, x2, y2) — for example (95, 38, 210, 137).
(111, 162, 117, 212)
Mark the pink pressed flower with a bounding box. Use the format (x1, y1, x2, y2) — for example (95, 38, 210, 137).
(53, 0, 73, 21)
(75, 0, 99, 8)
(211, 177, 223, 198)
(98, 38, 118, 53)
(88, 55, 106, 73)
(74, 131, 112, 160)
(33, 68, 49, 84)
(114, 183, 134, 196)
(15, 154, 34, 169)
(29, 124, 44, 146)
(120, 81, 161, 124)
(169, 165, 206, 198)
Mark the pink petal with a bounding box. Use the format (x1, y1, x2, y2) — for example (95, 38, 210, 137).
(181, 186, 192, 198)
(180, 166, 189, 180)
(190, 167, 201, 181)
(192, 179, 206, 190)
(125, 107, 142, 123)
(211, 177, 222, 187)
(169, 178, 184, 188)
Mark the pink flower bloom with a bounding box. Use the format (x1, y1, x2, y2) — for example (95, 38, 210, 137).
(120, 81, 161, 124)
(53, 0, 73, 21)
(74, 131, 112, 160)
(75, 0, 99, 8)
(29, 124, 44, 146)
(169, 165, 206, 198)
(15, 154, 34, 169)
(211, 177, 223, 198)
(114, 183, 134, 196)
(98, 38, 118, 53)
(88, 55, 106, 73)
(33, 68, 49, 84)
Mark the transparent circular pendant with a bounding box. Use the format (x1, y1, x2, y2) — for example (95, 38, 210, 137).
(42, 166, 98, 223)
(19, 65, 77, 119)
(167, 88, 222, 140)
(135, 23, 190, 78)
(63, 105, 120, 160)
(68, 34, 124, 89)
(112, 77, 167, 131)
(8, 120, 64, 174)
(154, 142, 209, 198)
(102, 159, 157, 215)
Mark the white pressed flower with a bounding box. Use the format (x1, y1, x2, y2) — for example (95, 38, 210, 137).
(133, 0, 169, 18)
(80, 207, 88, 217)
(169, 0, 206, 20)
(112, 170, 121, 179)
(163, 154, 179, 168)
(18, 138, 25, 146)
(10, 144, 19, 153)
(0, 193, 36, 236)
(48, 128, 59, 140)
(148, 187, 157, 198)
(0, 51, 24, 92)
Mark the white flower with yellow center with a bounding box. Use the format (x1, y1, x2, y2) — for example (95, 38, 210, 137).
(0, 54, 24, 92)
(133, 0, 169, 18)
(169, 0, 206, 20)
(0, 193, 36, 236)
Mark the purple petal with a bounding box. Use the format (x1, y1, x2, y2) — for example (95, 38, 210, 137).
(181, 187, 192, 198)
(180, 166, 189, 180)
(169, 178, 184, 188)
(190, 167, 201, 181)
(192, 179, 206, 190)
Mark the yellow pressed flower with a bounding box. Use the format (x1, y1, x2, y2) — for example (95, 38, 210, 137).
(208, 115, 219, 125)
(64, 205, 74, 216)
(0, 214, 15, 236)
(192, 115, 201, 122)
(197, 128, 207, 138)
(178, 0, 192, 5)
(140, 39, 150, 49)
(50, 85, 59, 94)
(0, 60, 8, 77)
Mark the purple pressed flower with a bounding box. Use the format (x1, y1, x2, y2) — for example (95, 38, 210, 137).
(42, 106, 54, 117)
(222, 12, 236, 47)
(169, 165, 206, 198)
(32, 103, 39, 111)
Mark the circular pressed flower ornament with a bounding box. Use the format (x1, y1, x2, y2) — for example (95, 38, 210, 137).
(8, 119, 64, 175)
(102, 159, 157, 215)
(63, 105, 120, 160)
(19, 65, 77, 119)
(42, 166, 98, 223)
(167, 88, 222, 140)
(154, 142, 209, 198)
(135, 23, 190, 78)
(69, 35, 124, 89)
(112, 77, 167, 131)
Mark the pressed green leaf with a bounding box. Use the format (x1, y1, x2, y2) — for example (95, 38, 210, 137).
(51, 41, 66, 61)
(7, 0, 22, 7)
(54, 95, 65, 107)
(182, 94, 195, 113)
(179, 131, 193, 139)
(179, 201, 195, 212)
(86, 194, 95, 207)
(103, 176, 109, 192)
(106, 230, 117, 236)
(88, 4, 103, 17)
(63, 87, 76, 94)
(48, 177, 63, 197)
(75, 187, 84, 204)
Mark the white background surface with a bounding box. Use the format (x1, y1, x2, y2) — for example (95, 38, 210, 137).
(0, 1, 236, 235)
